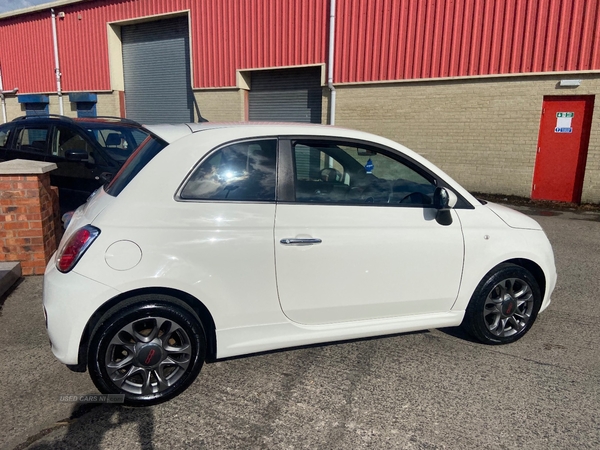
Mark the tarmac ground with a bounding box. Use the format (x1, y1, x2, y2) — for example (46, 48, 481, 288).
(1, 203, 599, 449)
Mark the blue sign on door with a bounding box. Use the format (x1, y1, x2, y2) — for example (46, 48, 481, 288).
(554, 127, 573, 133)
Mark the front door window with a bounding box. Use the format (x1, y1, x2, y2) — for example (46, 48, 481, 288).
(292, 141, 436, 206)
(54, 126, 95, 162)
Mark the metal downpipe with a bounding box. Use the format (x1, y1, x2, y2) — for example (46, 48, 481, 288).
(51, 9, 64, 115)
(328, 0, 336, 125)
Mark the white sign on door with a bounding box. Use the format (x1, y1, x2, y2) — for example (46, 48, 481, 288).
(555, 112, 574, 133)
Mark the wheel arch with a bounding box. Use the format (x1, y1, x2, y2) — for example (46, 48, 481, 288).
(504, 258, 547, 301)
(69, 287, 217, 373)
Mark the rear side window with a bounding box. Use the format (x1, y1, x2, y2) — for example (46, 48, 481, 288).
(15, 126, 50, 153)
(180, 139, 277, 201)
(105, 136, 167, 197)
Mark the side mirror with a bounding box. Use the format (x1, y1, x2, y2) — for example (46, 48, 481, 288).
(65, 149, 89, 161)
(96, 172, 114, 184)
(433, 187, 457, 226)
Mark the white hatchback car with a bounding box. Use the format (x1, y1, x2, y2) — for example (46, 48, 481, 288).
(44, 123, 556, 405)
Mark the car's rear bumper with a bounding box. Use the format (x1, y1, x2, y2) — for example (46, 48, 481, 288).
(43, 259, 120, 366)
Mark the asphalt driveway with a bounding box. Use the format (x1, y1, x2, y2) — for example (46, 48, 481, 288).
(1, 204, 599, 449)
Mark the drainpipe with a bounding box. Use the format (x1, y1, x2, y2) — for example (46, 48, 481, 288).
(51, 9, 64, 115)
(327, 0, 336, 125)
(0, 64, 18, 123)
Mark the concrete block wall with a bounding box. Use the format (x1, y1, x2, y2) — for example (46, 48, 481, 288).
(194, 89, 245, 122)
(193, 86, 332, 124)
(2, 89, 244, 124)
(1, 96, 22, 121)
(334, 74, 600, 203)
(0, 161, 61, 275)
(1, 92, 121, 123)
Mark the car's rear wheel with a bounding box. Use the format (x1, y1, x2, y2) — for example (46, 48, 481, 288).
(88, 298, 205, 406)
(462, 264, 542, 345)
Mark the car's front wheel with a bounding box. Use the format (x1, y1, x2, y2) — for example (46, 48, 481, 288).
(462, 264, 542, 345)
(88, 297, 206, 406)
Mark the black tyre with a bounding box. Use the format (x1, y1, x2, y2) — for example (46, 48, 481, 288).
(88, 296, 206, 406)
(462, 264, 542, 345)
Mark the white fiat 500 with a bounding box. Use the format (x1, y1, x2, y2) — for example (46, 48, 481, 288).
(44, 123, 556, 405)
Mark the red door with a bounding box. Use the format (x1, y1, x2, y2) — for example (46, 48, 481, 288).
(532, 96, 594, 203)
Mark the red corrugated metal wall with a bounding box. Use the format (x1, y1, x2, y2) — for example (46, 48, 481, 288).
(0, 0, 328, 93)
(0, 0, 599, 94)
(335, 0, 600, 82)
(0, 11, 57, 93)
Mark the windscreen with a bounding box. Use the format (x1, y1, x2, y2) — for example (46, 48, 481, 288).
(83, 125, 150, 163)
(105, 135, 167, 197)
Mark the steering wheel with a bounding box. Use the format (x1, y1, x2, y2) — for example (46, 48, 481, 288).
(320, 168, 342, 183)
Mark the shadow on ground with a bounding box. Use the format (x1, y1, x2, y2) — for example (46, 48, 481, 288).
(436, 326, 481, 344)
(17, 402, 155, 450)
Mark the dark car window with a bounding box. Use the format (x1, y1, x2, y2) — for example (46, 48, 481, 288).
(0, 125, 12, 148)
(83, 125, 149, 163)
(53, 126, 95, 161)
(14, 126, 50, 154)
(181, 139, 277, 202)
(292, 140, 436, 206)
(105, 135, 168, 197)
(131, 129, 148, 147)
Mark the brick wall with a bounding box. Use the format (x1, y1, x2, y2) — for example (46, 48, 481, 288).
(334, 73, 600, 203)
(0, 163, 61, 275)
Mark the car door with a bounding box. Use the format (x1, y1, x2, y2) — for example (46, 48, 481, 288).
(274, 138, 465, 325)
(174, 138, 280, 323)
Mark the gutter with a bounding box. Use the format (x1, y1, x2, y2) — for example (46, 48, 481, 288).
(0, 0, 87, 20)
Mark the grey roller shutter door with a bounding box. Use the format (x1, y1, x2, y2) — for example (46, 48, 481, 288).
(122, 17, 193, 124)
(248, 68, 322, 123)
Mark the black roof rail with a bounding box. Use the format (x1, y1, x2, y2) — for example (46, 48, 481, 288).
(10, 114, 142, 127)
(12, 114, 75, 122)
(91, 116, 142, 126)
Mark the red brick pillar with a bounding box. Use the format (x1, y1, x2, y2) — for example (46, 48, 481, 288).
(0, 160, 60, 275)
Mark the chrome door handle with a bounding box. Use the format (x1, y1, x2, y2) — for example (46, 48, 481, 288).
(280, 238, 322, 246)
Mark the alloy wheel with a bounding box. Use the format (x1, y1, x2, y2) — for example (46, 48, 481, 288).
(104, 316, 193, 395)
(483, 277, 534, 338)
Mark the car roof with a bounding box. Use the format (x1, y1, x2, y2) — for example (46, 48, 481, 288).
(144, 122, 392, 146)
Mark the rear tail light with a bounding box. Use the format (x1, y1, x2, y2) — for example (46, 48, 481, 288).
(56, 225, 100, 273)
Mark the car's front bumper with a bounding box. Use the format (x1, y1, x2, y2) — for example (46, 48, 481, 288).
(43, 259, 120, 366)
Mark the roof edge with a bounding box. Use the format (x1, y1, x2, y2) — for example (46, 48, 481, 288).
(0, 0, 87, 20)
